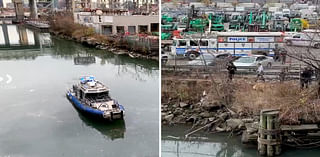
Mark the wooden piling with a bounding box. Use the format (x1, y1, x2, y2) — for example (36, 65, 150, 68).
(258, 111, 267, 155)
(258, 109, 281, 156)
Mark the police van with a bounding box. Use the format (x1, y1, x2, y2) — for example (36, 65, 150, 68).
(171, 32, 284, 59)
(216, 32, 284, 56)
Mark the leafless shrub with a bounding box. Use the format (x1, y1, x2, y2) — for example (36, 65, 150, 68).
(161, 79, 212, 104)
(233, 80, 320, 124)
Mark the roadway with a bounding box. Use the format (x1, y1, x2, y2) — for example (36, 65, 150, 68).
(162, 45, 318, 80)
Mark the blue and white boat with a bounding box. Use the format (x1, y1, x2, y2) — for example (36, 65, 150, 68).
(67, 76, 125, 121)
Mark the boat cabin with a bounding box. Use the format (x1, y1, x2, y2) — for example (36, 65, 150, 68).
(73, 76, 111, 103)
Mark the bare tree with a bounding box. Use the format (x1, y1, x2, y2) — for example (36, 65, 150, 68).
(285, 22, 320, 95)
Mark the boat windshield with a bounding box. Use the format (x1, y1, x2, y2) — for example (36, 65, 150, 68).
(85, 92, 110, 102)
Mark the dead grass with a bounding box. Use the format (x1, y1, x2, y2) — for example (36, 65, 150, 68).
(161, 74, 234, 108)
(233, 79, 320, 124)
(162, 74, 320, 125)
(161, 79, 212, 105)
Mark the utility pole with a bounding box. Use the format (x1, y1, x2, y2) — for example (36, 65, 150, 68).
(186, 5, 194, 32)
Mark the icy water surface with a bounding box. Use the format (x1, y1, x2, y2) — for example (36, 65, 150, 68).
(162, 125, 320, 157)
(0, 25, 159, 157)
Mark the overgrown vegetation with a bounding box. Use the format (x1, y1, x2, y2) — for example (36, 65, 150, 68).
(162, 75, 320, 125)
(50, 13, 98, 38)
(162, 79, 211, 104)
(234, 80, 320, 124)
(49, 13, 158, 55)
(161, 76, 235, 108)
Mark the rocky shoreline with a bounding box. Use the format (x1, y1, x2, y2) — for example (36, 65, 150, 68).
(161, 93, 260, 142)
(161, 77, 272, 143)
(50, 31, 159, 61)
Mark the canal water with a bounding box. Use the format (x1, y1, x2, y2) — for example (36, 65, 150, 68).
(162, 125, 320, 157)
(0, 25, 159, 157)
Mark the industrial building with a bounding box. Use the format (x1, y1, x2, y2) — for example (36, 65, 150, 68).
(74, 12, 159, 35)
(72, 0, 159, 35)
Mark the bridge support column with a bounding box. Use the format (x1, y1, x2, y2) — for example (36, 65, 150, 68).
(29, 0, 38, 19)
(13, 0, 24, 22)
(34, 32, 40, 47)
(2, 24, 10, 46)
(17, 25, 28, 45)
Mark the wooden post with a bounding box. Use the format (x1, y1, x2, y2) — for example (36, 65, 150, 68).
(267, 114, 274, 156)
(258, 109, 281, 156)
(258, 110, 267, 155)
(274, 112, 281, 156)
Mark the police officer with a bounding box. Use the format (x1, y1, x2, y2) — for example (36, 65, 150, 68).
(227, 61, 237, 80)
(280, 49, 287, 65)
(300, 67, 313, 89)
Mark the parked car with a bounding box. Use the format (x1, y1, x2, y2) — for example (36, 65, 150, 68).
(187, 53, 215, 66)
(233, 55, 274, 68)
(187, 53, 232, 66)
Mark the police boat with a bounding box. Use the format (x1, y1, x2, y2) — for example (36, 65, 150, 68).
(67, 76, 125, 121)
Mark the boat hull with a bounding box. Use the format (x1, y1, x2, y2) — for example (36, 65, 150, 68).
(67, 92, 124, 121)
